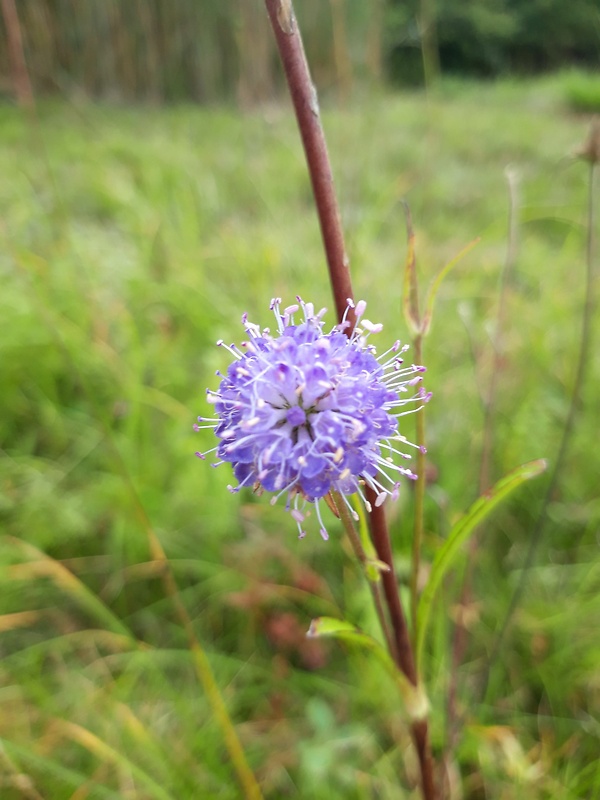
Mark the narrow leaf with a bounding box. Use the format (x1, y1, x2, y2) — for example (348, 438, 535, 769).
(415, 459, 547, 670)
(308, 617, 429, 720)
(421, 237, 480, 335)
(4, 537, 135, 641)
(56, 720, 176, 800)
(0, 737, 117, 799)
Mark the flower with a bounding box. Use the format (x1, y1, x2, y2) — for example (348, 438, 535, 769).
(195, 298, 430, 539)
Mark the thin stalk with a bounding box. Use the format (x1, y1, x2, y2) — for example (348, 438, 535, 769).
(367, 501, 438, 800)
(410, 333, 426, 638)
(331, 491, 396, 661)
(329, 0, 353, 103)
(263, 0, 353, 324)
(481, 149, 597, 702)
(419, 0, 440, 91)
(447, 168, 519, 746)
(479, 168, 520, 494)
(1, 0, 34, 108)
(263, 4, 439, 796)
(366, 0, 384, 81)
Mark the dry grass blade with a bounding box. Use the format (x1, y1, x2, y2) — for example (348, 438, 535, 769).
(52, 719, 176, 800)
(0, 610, 41, 632)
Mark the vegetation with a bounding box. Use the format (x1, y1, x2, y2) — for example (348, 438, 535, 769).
(561, 70, 600, 113)
(388, 0, 600, 83)
(2, 0, 599, 103)
(1, 76, 599, 798)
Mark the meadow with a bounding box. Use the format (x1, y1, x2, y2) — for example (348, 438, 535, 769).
(1, 76, 599, 798)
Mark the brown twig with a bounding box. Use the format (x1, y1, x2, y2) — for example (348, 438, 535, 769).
(264, 2, 438, 797)
(1, 0, 34, 109)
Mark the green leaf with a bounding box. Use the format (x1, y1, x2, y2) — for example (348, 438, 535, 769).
(308, 617, 429, 720)
(421, 237, 480, 335)
(415, 459, 547, 670)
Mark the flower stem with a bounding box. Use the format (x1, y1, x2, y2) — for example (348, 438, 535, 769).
(264, 4, 439, 795)
(367, 501, 439, 800)
(263, 0, 354, 324)
(331, 491, 397, 661)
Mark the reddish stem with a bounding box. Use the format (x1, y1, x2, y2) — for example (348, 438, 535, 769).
(264, 2, 438, 797)
(263, 0, 353, 323)
(367, 500, 438, 800)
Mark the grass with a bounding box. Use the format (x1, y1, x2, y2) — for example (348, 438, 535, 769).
(1, 76, 599, 798)
(560, 69, 600, 113)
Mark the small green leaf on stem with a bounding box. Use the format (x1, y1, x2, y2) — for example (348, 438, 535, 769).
(308, 617, 429, 720)
(365, 558, 391, 582)
(415, 458, 547, 671)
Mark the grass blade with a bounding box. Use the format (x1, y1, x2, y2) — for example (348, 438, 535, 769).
(54, 720, 177, 800)
(4, 537, 135, 642)
(308, 617, 429, 720)
(415, 459, 547, 671)
(421, 237, 480, 335)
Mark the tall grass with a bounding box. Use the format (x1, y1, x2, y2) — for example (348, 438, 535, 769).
(0, 0, 377, 105)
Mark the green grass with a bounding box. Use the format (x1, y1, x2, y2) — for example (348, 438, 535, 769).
(1, 77, 599, 798)
(560, 69, 600, 113)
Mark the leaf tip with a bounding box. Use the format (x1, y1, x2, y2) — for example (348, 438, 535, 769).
(530, 458, 548, 476)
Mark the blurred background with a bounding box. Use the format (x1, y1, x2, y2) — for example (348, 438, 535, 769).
(2, 0, 600, 105)
(1, 1, 599, 798)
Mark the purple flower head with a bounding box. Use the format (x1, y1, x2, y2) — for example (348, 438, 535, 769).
(195, 297, 430, 540)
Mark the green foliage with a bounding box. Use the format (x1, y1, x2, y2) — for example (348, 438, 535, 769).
(2, 0, 598, 104)
(562, 69, 600, 112)
(415, 459, 547, 671)
(387, 0, 600, 82)
(1, 79, 599, 797)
